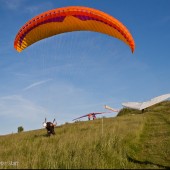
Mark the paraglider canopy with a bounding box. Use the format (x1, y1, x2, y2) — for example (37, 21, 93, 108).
(14, 6, 135, 53)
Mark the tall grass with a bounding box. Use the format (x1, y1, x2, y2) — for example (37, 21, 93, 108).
(0, 101, 170, 169)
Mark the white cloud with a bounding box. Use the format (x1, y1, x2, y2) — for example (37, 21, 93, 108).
(162, 15, 170, 24)
(23, 79, 52, 91)
(4, 0, 22, 10)
(3, 0, 53, 14)
(14, 73, 31, 77)
(0, 95, 48, 119)
(0, 95, 50, 135)
(25, 2, 53, 14)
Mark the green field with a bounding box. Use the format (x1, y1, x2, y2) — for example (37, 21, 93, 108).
(0, 101, 170, 169)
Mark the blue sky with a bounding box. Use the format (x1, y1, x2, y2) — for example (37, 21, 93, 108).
(0, 0, 170, 135)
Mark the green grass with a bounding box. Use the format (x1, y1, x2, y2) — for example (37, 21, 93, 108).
(0, 101, 170, 169)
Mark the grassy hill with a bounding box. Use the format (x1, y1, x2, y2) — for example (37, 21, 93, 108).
(0, 101, 170, 169)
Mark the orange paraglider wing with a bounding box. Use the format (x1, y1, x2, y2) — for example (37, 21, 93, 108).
(14, 6, 135, 53)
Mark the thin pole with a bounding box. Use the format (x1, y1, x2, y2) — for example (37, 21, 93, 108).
(102, 117, 103, 136)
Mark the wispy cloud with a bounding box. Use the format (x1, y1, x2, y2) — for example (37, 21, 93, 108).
(4, 0, 22, 10)
(161, 15, 170, 24)
(0, 95, 50, 135)
(0, 95, 47, 118)
(3, 0, 53, 14)
(25, 2, 53, 14)
(23, 79, 52, 91)
(14, 73, 31, 77)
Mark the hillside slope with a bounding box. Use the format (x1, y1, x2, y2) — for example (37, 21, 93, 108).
(0, 101, 170, 169)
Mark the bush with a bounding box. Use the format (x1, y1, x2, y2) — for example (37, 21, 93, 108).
(18, 126, 24, 133)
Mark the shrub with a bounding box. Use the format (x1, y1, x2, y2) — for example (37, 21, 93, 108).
(18, 126, 24, 133)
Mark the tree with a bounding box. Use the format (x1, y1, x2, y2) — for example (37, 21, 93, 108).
(18, 126, 24, 133)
